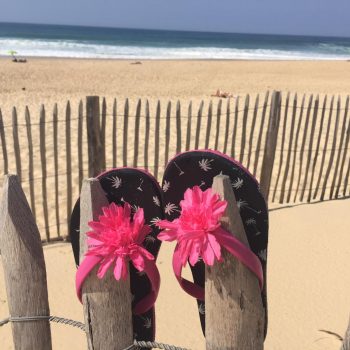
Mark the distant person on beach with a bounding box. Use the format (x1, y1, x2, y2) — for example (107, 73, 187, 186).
(211, 89, 234, 98)
(8, 50, 27, 63)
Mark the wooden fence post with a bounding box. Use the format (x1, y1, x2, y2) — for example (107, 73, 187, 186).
(86, 96, 104, 177)
(0, 175, 52, 349)
(206, 175, 264, 350)
(341, 315, 350, 350)
(79, 178, 133, 350)
(260, 90, 281, 202)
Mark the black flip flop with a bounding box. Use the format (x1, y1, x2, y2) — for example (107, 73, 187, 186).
(69, 168, 164, 343)
(161, 150, 269, 337)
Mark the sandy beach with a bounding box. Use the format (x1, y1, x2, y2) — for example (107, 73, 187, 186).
(1, 59, 350, 117)
(1, 199, 349, 350)
(0, 58, 350, 349)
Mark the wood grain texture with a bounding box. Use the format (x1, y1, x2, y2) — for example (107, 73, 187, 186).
(308, 96, 327, 202)
(25, 107, 36, 219)
(112, 99, 117, 168)
(335, 97, 350, 197)
(320, 96, 341, 200)
(240, 94, 250, 164)
(78, 100, 84, 189)
(133, 99, 141, 167)
(123, 99, 129, 167)
(12, 108, 21, 181)
(185, 101, 192, 151)
(206, 175, 264, 350)
(101, 98, 107, 170)
(214, 99, 222, 150)
(272, 92, 289, 203)
(144, 100, 150, 170)
(80, 178, 133, 350)
(66, 101, 72, 234)
(231, 97, 239, 159)
(287, 94, 306, 203)
(40, 106, 50, 241)
(195, 101, 204, 149)
(205, 101, 213, 149)
(260, 91, 281, 202)
(247, 94, 259, 170)
(223, 99, 230, 154)
(0, 175, 52, 350)
(279, 94, 297, 204)
(176, 100, 182, 154)
(253, 91, 269, 178)
(0, 109, 9, 174)
(86, 96, 103, 177)
(293, 94, 313, 202)
(164, 101, 171, 166)
(300, 96, 319, 202)
(53, 104, 60, 237)
(313, 96, 334, 200)
(154, 101, 161, 179)
(330, 97, 349, 198)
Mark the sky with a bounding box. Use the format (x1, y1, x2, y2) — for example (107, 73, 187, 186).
(0, 0, 349, 37)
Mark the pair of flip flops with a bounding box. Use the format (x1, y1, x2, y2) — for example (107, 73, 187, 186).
(70, 150, 268, 344)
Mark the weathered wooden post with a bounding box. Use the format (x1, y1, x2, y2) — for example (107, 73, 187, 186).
(0, 175, 52, 349)
(79, 178, 133, 350)
(206, 175, 264, 350)
(341, 315, 350, 350)
(260, 90, 281, 202)
(86, 96, 104, 177)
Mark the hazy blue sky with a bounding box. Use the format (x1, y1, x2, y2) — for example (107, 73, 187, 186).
(1, 0, 349, 37)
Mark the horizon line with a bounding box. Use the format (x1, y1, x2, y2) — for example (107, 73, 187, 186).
(1, 20, 350, 40)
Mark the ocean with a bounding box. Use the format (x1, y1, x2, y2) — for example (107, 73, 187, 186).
(1, 22, 350, 60)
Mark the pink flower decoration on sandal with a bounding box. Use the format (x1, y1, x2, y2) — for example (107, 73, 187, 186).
(157, 186, 227, 267)
(157, 186, 263, 301)
(86, 202, 154, 280)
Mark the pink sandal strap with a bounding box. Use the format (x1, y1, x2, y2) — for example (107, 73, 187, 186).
(76, 255, 160, 315)
(172, 227, 263, 301)
(75, 202, 161, 315)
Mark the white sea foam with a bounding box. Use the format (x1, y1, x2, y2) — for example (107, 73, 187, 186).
(0, 38, 349, 60)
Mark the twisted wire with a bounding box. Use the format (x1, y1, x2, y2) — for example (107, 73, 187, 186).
(0, 315, 84, 330)
(130, 340, 190, 350)
(0, 316, 190, 350)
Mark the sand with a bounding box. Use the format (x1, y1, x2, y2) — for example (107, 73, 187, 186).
(1, 59, 350, 118)
(0, 58, 350, 349)
(1, 199, 349, 350)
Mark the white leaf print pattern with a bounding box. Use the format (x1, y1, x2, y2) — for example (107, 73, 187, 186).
(153, 196, 160, 207)
(236, 199, 248, 211)
(131, 204, 140, 214)
(144, 234, 156, 245)
(245, 218, 256, 226)
(150, 217, 161, 226)
(165, 203, 178, 215)
(137, 179, 144, 192)
(108, 176, 122, 189)
(162, 180, 170, 192)
(198, 303, 205, 315)
(142, 317, 152, 329)
(174, 162, 185, 176)
(258, 249, 267, 261)
(198, 158, 213, 172)
(232, 178, 244, 189)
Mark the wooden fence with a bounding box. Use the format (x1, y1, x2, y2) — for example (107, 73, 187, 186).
(0, 173, 265, 350)
(0, 91, 350, 241)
